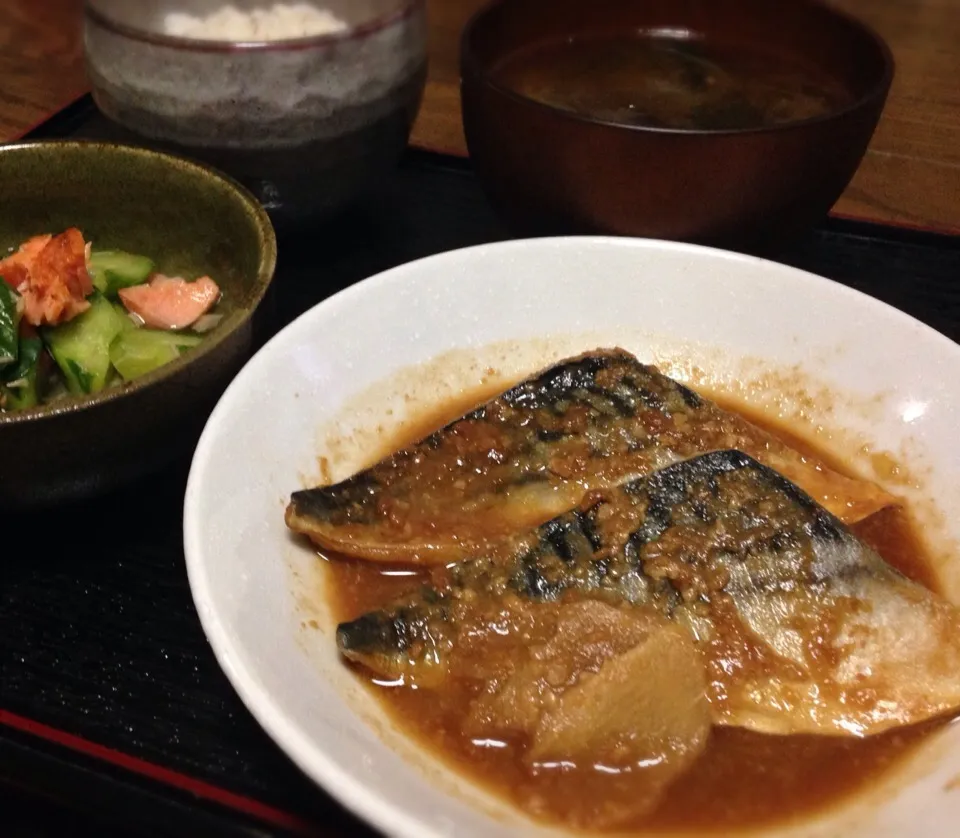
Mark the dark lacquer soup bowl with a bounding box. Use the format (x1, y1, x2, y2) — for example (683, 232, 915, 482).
(460, 0, 894, 251)
(0, 141, 276, 509)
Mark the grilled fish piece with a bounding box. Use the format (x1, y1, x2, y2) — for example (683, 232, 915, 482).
(287, 348, 896, 564)
(337, 450, 960, 737)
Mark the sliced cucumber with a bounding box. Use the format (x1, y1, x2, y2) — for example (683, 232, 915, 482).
(1, 336, 43, 410)
(113, 300, 138, 332)
(89, 249, 156, 297)
(109, 328, 202, 382)
(0, 282, 21, 369)
(42, 292, 129, 394)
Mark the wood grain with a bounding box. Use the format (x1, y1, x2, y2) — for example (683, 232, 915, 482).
(0, 0, 957, 231)
(827, 0, 960, 230)
(0, 0, 87, 139)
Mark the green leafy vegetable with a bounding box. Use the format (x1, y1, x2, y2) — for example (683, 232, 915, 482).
(0, 281, 21, 369)
(1, 336, 43, 410)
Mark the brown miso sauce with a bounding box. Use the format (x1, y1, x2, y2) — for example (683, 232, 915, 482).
(492, 33, 854, 131)
(320, 383, 952, 833)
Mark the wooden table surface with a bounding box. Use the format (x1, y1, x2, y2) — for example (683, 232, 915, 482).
(1, 0, 958, 231)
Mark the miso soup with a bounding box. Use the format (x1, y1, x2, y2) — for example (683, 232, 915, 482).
(492, 34, 854, 130)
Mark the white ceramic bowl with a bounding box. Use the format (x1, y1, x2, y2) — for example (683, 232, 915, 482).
(184, 236, 960, 838)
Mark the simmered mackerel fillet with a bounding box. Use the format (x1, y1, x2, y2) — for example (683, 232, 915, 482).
(337, 450, 960, 738)
(287, 349, 896, 564)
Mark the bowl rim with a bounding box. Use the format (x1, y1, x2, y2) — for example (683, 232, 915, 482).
(460, 0, 896, 138)
(0, 139, 278, 428)
(84, 0, 424, 53)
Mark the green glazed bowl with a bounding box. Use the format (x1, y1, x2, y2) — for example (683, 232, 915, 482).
(0, 140, 277, 508)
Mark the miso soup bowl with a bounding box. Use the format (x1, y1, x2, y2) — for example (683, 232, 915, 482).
(460, 0, 895, 252)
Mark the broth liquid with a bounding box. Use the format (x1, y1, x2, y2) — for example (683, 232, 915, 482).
(492, 34, 854, 130)
(320, 387, 951, 833)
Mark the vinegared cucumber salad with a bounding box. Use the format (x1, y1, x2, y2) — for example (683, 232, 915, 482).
(0, 228, 222, 412)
